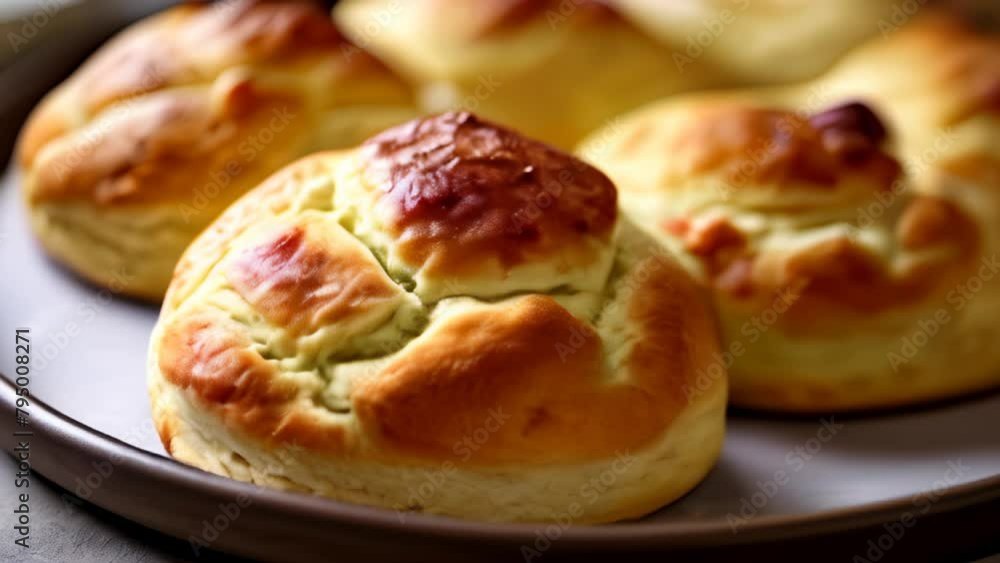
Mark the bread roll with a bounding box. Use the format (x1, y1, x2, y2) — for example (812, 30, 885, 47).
(334, 0, 724, 149)
(580, 87, 1000, 411)
(335, 0, 898, 150)
(149, 112, 726, 523)
(18, 0, 416, 300)
(814, 12, 1000, 278)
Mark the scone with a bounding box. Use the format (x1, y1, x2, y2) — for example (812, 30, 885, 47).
(580, 96, 1000, 412)
(18, 0, 416, 301)
(334, 0, 896, 149)
(148, 112, 727, 523)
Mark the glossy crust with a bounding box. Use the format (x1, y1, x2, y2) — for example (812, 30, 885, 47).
(19, 0, 416, 300)
(149, 113, 727, 523)
(580, 63, 1000, 412)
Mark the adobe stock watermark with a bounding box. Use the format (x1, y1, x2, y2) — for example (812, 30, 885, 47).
(6, 0, 73, 54)
(60, 417, 159, 514)
(877, 0, 932, 39)
(544, 0, 607, 29)
(716, 84, 831, 201)
(672, 0, 751, 73)
(727, 418, 844, 533)
(714, 84, 833, 200)
(510, 116, 623, 237)
(178, 106, 296, 223)
(852, 459, 970, 563)
(887, 254, 999, 372)
(849, 127, 958, 238)
(51, 64, 171, 182)
(393, 406, 512, 523)
(554, 245, 676, 363)
(521, 450, 637, 561)
(32, 267, 134, 372)
(188, 442, 305, 556)
(575, 116, 625, 163)
(683, 283, 803, 402)
(508, 115, 624, 238)
(339, 0, 405, 62)
(448, 75, 502, 113)
(509, 163, 590, 237)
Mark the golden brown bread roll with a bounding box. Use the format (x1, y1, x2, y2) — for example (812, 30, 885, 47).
(148, 112, 727, 523)
(335, 0, 721, 149)
(579, 13, 1000, 411)
(18, 0, 416, 301)
(580, 11, 1000, 412)
(335, 0, 898, 150)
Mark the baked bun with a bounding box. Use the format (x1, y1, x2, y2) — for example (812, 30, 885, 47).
(334, 0, 724, 149)
(18, 0, 416, 301)
(580, 95, 1000, 412)
(334, 0, 897, 150)
(149, 112, 727, 523)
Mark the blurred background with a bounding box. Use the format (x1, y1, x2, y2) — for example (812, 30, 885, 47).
(0, 0, 172, 165)
(0, 1, 197, 166)
(2, 1, 999, 562)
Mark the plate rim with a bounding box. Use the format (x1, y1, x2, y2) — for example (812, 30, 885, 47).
(4, 374, 1000, 551)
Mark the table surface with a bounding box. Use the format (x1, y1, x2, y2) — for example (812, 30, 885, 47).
(0, 0, 79, 17)
(0, 456, 245, 563)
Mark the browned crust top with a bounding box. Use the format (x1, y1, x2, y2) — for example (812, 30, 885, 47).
(361, 112, 618, 274)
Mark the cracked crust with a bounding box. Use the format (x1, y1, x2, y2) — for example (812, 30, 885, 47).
(149, 113, 726, 522)
(356, 112, 617, 280)
(18, 0, 416, 300)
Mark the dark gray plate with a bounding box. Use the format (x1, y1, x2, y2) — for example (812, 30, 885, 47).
(2, 163, 1000, 562)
